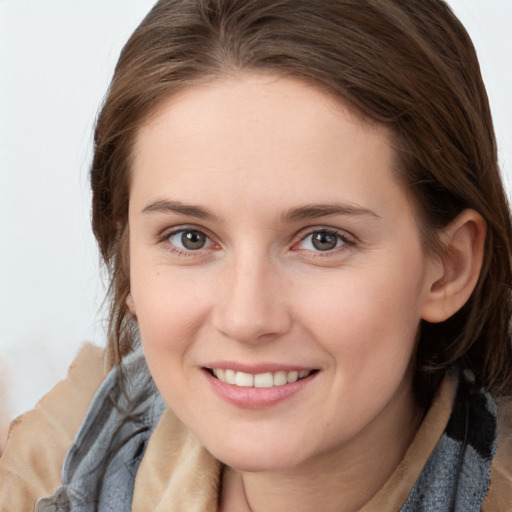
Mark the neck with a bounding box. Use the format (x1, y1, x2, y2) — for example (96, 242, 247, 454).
(219, 381, 422, 512)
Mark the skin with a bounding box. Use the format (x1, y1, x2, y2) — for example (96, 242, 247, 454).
(127, 73, 451, 511)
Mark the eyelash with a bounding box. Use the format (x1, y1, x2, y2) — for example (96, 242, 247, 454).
(158, 226, 215, 257)
(293, 228, 356, 255)
(158, 226, 356, 257)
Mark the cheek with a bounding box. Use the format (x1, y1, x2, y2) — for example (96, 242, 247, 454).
(132, 272, 214, 408)
(296, 260, 426, 372)
(297, 274, 424, 430)
(131, 267, 213, 356)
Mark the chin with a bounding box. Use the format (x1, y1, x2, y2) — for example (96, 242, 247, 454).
(206, 436, 312, 473)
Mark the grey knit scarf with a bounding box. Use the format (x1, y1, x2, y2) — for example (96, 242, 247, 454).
(35, 349, 497, 512)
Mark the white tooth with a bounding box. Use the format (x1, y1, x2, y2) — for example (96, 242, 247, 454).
(216, 369, 226, 381)
(287, 371, 299, 383)
(273, 371, 287, 386)
(299, 370, 310, 379)
(235, 371, 254, 387)
(212, 369, 219, 378)
(225, 369, 236, 385)
(254, 372, 274, 388)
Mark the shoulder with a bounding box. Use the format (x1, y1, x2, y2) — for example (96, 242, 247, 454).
(483, 398, 512, 511)
(0, 343, 106, 511)
(34, 346, 166, 511)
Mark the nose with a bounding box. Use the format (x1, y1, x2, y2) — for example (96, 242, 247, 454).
(213, 253, 292, 344)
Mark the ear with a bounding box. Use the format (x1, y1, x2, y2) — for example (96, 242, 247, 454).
(420, 209, 486, 323)
(126, 293, 137, 321)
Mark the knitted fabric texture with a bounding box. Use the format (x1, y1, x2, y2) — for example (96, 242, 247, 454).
(401, 369, 497, 511)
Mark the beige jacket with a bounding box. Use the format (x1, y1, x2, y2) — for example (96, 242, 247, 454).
(0, 344, 511, 511)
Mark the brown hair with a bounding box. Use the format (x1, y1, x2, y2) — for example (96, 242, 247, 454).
(91, 0, 512, 406)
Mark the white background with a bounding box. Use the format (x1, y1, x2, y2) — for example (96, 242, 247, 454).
(1, 0, 511, 423)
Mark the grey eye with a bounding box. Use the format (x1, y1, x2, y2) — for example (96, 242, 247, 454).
(311, 231, 338, 251)
(182, 231, 207, 249)
(168, 229, 211, 251)
(299, 230, 344, 251)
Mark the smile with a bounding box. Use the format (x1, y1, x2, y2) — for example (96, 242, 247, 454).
(210, 368, 313, 388)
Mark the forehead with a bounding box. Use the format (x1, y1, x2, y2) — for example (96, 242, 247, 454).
(135, 72, 385, 151)
(130, 72, 407, 222)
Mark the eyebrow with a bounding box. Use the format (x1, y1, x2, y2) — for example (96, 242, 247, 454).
(280, 203, 380, 223)
(142, 200, 221, 221)
(142, 199, 379, 223)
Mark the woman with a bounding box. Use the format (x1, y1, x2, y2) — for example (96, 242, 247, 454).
(1, 0, 511, 510)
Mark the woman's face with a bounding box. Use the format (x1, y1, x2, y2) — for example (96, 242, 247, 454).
(128, 73, 439, 472)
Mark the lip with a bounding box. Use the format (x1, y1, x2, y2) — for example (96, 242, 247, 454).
(201, 364, 318, 409)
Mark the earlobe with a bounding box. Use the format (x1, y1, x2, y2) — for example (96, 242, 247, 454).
(421, 209, 486, 323)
